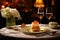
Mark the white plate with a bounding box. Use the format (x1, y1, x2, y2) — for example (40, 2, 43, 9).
(23, 31, 45, 34)
(22, 29, 49, 35)
(22, 29, 58, 35)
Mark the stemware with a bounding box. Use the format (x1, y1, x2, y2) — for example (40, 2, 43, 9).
(38, 12, 44, 23)
(46, 13, 53, 21)
(46, 7, 53, 22)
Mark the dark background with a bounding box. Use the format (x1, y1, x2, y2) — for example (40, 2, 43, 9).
(0, 0, 60, 28)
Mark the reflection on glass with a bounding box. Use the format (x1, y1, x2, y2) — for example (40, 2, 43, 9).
(39, 13, 44, 20)
(38, 13, 44, 23)
(46, 11, 53, 22)
(46, 7, 53, 22)
(46, 13, 53, 20)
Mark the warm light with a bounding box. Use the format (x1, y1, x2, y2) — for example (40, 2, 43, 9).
(5, 2, 9, 5)
(1, 5, 5, 9)
(34, 0, 44, 8)
(52, 0, 54, 6)
(36, 0, 43, 4)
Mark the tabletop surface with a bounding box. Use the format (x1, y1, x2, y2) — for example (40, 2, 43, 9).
(0, 24, 60, 39)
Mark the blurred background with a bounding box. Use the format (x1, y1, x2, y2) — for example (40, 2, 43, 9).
(0, 0, 59, 28)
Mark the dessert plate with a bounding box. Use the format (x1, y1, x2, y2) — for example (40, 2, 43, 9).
(23, 31, 46, 34)
(22, 29, 58, 35)
(22, 30, 49, 35)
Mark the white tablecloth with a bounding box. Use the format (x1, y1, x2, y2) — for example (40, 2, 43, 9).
(0, 24, 60, 39)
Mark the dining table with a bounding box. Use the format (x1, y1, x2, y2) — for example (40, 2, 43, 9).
(0, 24, 60, 40)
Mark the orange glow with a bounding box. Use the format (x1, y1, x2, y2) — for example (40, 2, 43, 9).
(1, 5, 5, 8)
(52, 0, 54, 6)
(3, 2, 9, 6)
(5, 2, 9, 5)
(34, 0, 44, 8)
(36, 0, 43, 4)
(14, 0, 19, 3)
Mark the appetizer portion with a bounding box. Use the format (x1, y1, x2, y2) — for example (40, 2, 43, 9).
(30, 20, 40, 32)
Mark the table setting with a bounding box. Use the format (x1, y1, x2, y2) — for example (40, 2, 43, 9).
(0, 21, 60, 39)
(0, 7, 60, 40)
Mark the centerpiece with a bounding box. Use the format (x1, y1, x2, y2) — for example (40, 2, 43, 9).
(1, 6, 21, 28)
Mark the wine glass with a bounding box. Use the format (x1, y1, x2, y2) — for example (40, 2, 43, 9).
(46, 7, 53, 22)
(38, 12, 44, 23)
(46, 13, 53, 22)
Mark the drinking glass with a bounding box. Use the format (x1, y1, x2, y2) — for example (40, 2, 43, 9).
(46, 13, 53, 22)
(46, 7, 53, 22)
(38, 13, 44, 23)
